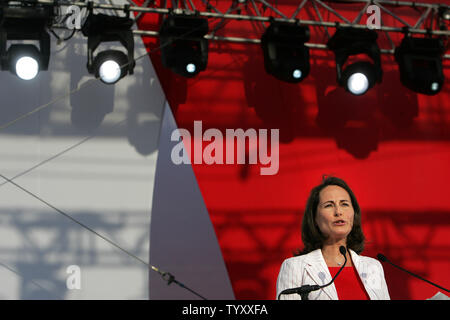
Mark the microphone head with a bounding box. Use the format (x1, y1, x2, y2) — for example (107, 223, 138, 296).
(339, 246, 347, 256)
(377, 253, 387, 262)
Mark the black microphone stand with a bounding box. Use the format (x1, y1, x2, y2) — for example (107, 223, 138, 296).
(152, 265, 208, 300)
(278, 246, 348, 300)
(299, 285, 319, 300)
(377, 253, 450, 294)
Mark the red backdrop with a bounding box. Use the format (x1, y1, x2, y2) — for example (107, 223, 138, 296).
(138, 0, 450, 300)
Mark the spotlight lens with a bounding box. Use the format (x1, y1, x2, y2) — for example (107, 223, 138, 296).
(99, 60, 122, 84)
(444, 10, 450, 21)
(186, 63, 196, 73)
(347, 72, 369, 95)
(431, 82, 439, 92)
(15, 57, 39, 80)
(293, 69, 302, 79)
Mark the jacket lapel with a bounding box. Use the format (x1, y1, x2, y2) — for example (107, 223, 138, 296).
(304, 249, 338, 300)
(350, 250, 378, 300)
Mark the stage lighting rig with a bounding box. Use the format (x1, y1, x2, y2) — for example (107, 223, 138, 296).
(327, 27, 382, 96)
(395, 35, 445, 96)
(159, 14, 209, 78)
(81, 9, 135, 85)
(261, 21, 310, 83)
(439, 6, 450, 21)
(0, 2, 54, 80)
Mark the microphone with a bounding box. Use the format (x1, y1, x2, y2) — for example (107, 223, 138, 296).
(377, 253, 450, 293)
(278, 246, 348, 300)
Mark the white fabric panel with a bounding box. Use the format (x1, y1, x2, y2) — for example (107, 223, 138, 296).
(0, 1, 164, 299)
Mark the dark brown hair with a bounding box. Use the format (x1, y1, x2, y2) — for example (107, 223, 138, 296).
(295, 176, 365, 256)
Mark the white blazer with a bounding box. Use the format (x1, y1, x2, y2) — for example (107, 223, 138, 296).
(276, 249, 390, 300)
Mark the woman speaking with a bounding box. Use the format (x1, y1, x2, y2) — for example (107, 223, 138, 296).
(276, 176, 390, 300)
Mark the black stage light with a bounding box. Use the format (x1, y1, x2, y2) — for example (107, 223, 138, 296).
(0, 4, 53, 80)
(159, 14, 209, 78)
(7, 44, 41, 80)
(261, 21, 310, 83)
(327, 27, 382, 95)
(439, 6, 450, 21)
(395, 36, 445, 96)
(81, 10, 135, 84)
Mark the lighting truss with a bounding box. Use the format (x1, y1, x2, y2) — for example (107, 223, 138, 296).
(45, 0, 450, 60)
(0, 1, 55, 79)
(81, 6, 136, 84)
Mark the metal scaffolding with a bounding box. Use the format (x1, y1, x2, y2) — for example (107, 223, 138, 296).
(41, 0, 450, 58)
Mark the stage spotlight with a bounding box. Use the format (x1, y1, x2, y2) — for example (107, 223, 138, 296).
(395, 36, 445, 96)
(347, 73, 368, 95)
(0, 5, 53, 80)
(92, 50, 129, 84)
(439, 6, 450, 21)
(261, 21, 310, 83)
(342, 61, 378, 96)
(186, 63, 196, 74)
(327, 27, 382, 95)
(82, 11, 135, 85)
(159, 15, 209, 78)
(8, 45, 41, 80)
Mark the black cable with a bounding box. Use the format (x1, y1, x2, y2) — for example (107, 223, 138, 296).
(49, 0, 84, 42)
(0, 120, 126, 189)
(0, 8, 228, 300)
(0, 4, 223, 133)
(0, 261, 65, 299)
(49, 28, 77, 42)
(0, 172, 208, 300)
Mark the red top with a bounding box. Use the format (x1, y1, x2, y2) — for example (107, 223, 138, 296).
(328, 266, 371, 300)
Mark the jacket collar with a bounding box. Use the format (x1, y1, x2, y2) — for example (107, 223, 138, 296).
(303, 249, 338, 300)
(303, 248, 379, 300)
(349, 249, 380, 300)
